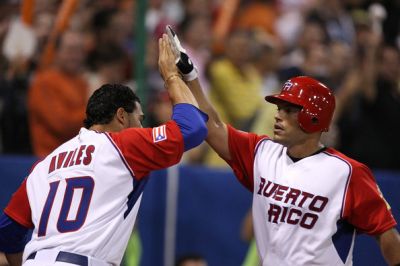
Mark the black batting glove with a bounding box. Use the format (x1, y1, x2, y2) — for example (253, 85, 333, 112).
(166, 25, 198, 81)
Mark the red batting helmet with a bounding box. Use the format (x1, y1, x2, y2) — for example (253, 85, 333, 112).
(265, 76, 335, 133)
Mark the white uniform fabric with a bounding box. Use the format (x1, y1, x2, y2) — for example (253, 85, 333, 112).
(5, 121, 184, 266)
(23, 249, 110, 266)
(24, 128, 141, 265)
(252, 140, 353, 265)
(225, 125, 396, 266)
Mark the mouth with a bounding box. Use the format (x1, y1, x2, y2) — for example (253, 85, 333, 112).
(274, 124, 284, 135)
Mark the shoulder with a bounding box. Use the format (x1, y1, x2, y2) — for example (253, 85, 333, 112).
(32, 68, 61, 82)
(323, 148, 373, 179)
(227, 125, 271, 152)
(255, 137, 280, 152)
(210, 59, 234, 74)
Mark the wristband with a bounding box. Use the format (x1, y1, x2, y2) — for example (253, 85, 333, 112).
(182, 67, 198, 81)
(164, 74, 182, 88)
(165, 74, 181, 83)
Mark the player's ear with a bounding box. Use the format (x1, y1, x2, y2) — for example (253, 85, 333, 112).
(115, 107, 126, 126)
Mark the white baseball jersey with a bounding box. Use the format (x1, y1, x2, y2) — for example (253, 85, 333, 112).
(225, 125, 396, 266)
(5, 122, 185, 265)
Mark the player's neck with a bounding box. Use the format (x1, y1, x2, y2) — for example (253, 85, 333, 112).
(89, 123, 122, 133)
(287, 140, 324, 159)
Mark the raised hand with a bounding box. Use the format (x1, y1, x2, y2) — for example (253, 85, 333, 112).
(166, 25, 198, 81)
(158, 33, 181, 82)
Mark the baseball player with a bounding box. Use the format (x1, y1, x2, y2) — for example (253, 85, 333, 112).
(166, 26, 400, 265)
(0, 34, 208, 266)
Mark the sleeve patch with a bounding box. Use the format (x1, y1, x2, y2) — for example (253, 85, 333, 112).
(153, 125, 167, 143)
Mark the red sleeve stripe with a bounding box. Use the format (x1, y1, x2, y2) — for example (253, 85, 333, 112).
(4, 208, 33, 228)
(323, 151, 352, 219)
(103, 133, 136, 179)
(367, 220, 397, 236)
(4, 179, 34, 228)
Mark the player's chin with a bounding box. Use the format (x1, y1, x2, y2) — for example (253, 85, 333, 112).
(273, 130, 291, 144)
(272, 133, 285, 144)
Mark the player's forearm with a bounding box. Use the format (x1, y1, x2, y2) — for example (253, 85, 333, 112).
(186, 78, 231, 161)
(382, 244, 400, 266)
(377, 228, 400, 265)
(164, 75, 199, 108)
(186, 79, 225, 129)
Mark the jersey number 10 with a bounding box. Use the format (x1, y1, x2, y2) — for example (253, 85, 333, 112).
(38, 176, 95, 237)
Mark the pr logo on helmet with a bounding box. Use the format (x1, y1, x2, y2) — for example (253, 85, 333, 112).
(282, 81, 294, 91)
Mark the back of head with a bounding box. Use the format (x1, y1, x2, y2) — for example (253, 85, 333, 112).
(84, 84, 139, 128)
(265, 76, 335, 133)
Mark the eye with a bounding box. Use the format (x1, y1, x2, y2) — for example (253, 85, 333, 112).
(277, 105, 300, 114)
(287, 107, 300, 113)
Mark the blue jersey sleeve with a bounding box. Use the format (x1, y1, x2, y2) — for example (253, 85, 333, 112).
(0, 212, 31, 253)
(172, 103, 208, 151)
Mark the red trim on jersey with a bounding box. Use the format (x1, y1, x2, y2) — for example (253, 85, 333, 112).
(325, 148, 397, 236)
(4, 179, 33, 229)
(104, 133, 136, 179)
(322, 149, 352, 219)
(225, 125, 269, 192)
(108, 120, 184, 180)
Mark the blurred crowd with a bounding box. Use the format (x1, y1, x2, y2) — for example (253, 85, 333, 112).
(0, 0, 399, 170)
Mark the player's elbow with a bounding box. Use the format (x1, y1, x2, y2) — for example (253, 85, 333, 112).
(186, 118, 208, 150)
(172, 103, 209, 151)
(0, 213, 30, 254)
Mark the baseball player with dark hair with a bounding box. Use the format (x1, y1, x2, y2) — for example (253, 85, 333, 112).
(0, 34, 208, 266)
(167, 26, 400, 265)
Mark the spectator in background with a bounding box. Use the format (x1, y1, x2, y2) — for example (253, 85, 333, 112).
(0, 5, 33, 153)
(252, 30, 281, 96)
(182, 0, 214, 18)
(249, 30, 282, 137)
(90, 8, 132, 50)
(175, 254, 208, 266)
(279, 17, 329, 81)
(205, 29, 263, 167)
(147, 90, 172, 127)
(208, 29, 263, 131)
(0, 3, 47, 154)
(326, 40, 353, 90)
(338, 44, 400, 170)
(381, 0, 400, 46)
(0, 56, 32, 154)
(235, 0, 278, 37)
(89, 8, 133, 81)
(178, 14, 212, 94)
(28, 30, 88, 157)
(331, 8, 400, 170)
(146, 0, 177, 38)
(315, 0, 355, 45)
(86, 43, 128, 97)
(146, 37, 165, 93)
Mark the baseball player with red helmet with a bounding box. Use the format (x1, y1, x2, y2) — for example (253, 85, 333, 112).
(0, 34, 208, 266)
(167, 26, 400, 265)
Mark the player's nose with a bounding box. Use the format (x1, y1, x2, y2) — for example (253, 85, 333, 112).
(274, 109, 283, 121)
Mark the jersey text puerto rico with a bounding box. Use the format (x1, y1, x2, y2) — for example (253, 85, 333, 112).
(257, 177, 329, 229)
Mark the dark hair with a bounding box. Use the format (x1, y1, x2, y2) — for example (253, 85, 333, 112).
(87, 43, 126, 71)
(83, 84, 140, 128)
(91, 8, 118, 33)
